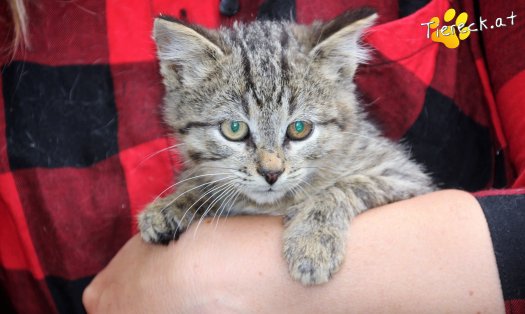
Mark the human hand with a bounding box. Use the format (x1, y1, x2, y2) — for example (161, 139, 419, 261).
(82, 233, 188, 313)
(83, 216, 316, 313)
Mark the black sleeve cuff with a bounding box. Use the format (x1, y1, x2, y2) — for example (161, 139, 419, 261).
(477, 194, 525, 301)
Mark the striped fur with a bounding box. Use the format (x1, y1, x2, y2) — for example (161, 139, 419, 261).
(139, 9, 435, 285)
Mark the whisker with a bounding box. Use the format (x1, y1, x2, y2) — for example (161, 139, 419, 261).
(153, 172, 232, 201)
(297, 176, 314, 189)
(175, 179, 236, 233)
(190, 182, 236, 225)
(295, 178, 312, 197)
(215, 191, 244, 228)
(192, 183, 238, 237)
(215, 189, 242, 231)
(199, 165, 241, 171)
(159, 176, 235, 216)
(136, 143, 186, 168)
(210, 186, 238, 225)
(288, 184, 299, 198)
(212, 187, 237, 226)
(193, 183, 239, 228)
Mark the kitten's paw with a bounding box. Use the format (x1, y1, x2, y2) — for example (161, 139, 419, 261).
(138, 201, 185, 245)
(283, 231, 345, 285)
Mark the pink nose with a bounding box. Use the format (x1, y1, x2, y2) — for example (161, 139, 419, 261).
(257, 169, 283, 185)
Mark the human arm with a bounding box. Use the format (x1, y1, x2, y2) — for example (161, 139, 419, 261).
(83, 190, 505, 313)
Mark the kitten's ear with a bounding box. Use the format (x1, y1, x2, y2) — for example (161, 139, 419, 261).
(310, 8, 377, 83)
(153, 17, 224, 87)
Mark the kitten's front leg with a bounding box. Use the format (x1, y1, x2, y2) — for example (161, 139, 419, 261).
(284, 174, 433, 285)
(283, 187, 350, 285)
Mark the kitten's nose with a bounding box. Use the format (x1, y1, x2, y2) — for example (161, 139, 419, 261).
(257, 168, 283, 185)
(256, 149, 284, 185)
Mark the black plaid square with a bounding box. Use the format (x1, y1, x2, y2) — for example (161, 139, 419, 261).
(3, 62, 118, 169)
(403, 87, 492, 191)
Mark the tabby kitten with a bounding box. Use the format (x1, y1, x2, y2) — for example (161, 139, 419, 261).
(139, 8, 434, 285)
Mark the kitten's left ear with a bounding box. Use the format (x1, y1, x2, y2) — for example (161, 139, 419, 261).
(310, 8, 377, 82)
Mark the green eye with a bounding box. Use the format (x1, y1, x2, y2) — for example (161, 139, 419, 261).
(220, 121, 249, 141)
(287, 120, 313, 140)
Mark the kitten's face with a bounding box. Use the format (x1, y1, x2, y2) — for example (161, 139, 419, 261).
(181, 50, 346, 204)
(154, 11, 376, 205)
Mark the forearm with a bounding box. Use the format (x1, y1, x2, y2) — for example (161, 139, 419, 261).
(175, 190, 504, 313)
(84, 190, 505, 313)
(325, 189, 503, 313)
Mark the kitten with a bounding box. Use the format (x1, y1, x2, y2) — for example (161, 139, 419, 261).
(138, 8, 434, 285)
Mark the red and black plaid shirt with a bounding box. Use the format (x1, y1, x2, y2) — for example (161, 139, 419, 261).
(1, 0, 524, 313)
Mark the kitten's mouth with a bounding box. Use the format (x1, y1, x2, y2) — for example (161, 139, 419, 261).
(247, 188, 286, 204)
(263, 186, 282, 192)
(255, 188, 279, 195)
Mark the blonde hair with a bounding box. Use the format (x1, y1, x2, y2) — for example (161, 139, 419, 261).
(6, 0, 29, 55)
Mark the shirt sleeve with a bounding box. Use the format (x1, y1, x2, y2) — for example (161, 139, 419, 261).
(476, 191, 525, 313)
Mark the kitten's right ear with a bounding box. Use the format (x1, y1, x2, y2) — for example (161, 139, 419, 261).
(153, 17, 224, 87)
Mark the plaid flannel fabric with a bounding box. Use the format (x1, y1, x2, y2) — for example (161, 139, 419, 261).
(0, 0, 524, 313)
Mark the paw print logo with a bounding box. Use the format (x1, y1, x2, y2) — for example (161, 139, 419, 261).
(427, 8, 471, 49)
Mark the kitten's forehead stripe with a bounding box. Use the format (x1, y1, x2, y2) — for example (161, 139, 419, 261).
(230, 22, 292, 112)
(279, 23, 290, 74)
(239, 44, 262, 107)
(240, 99, 250, 116)
(277, 25, 291, 113)
(287, 88, 296, 116)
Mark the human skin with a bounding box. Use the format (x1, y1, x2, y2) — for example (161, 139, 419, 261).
(83, 190, 505, 313)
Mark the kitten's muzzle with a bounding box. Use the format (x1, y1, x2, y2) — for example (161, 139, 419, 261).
(257, 168, 283, 185)
(256, 149, 285, 185)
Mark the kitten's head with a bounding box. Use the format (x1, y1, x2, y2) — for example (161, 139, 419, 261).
(153, 9, 377, 205)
